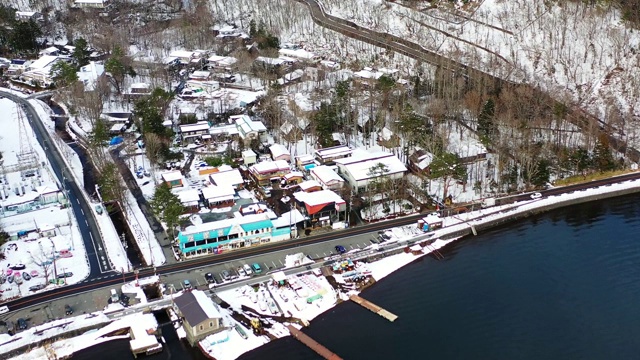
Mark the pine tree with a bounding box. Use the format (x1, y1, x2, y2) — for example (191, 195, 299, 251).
(477, 98, 496, 143)
(593, 134, 616, 172)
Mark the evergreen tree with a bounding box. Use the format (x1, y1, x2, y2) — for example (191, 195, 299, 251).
(72, 38, 90, 67)
(150, 183, 184, 237)
(569, 147, 592, 175)
(429, 152, 467, 200)
(593, 134, 617, 172)
(531, 159, 551, 187)
(51, 61, 79, 87)
(104, 46, 136, 94)
(9, 19, 41, 53)
(477, 98, 496, 142)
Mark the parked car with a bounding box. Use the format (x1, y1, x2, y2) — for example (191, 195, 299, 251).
(14, 275, 23, 285)
(237, 267, 247, 277)
(251, 263, 262, 274)
(7, 275, 14, 284)
(120, 294, 130, 306)
(30, 270, 39, 277)
(183, 279, 192, 290)
(243, 264, 253, 276)
(22, 272, 31, 281)
(220, 270, 231, 281)
(0, 275, 5, 284)
(57, 272, 73, 279)
(530, 192, 542, 200)
(9, 264, 25, 271)
(335, 245, 347, 254)
(16, 318, 27, 331)
(204, 272, 216, 284)
(0, 305, 9, 315)
(64, 304, 73, 315)
(29, 284, 46, 292)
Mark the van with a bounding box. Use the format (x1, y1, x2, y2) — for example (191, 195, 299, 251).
(0, 305, 9, 314)
(110, 289, 119, 303)
(243, 264, 253, 275)
(251, 263, 262, 274)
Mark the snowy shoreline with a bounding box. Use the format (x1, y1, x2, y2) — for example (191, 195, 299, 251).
(5, 173, 640, 359)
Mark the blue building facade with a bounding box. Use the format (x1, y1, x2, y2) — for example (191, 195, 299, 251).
(176, 213, 291, 258)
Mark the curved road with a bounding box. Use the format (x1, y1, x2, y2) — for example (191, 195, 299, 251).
(0, 90, 113, 277)
(292, 0, 640, 163)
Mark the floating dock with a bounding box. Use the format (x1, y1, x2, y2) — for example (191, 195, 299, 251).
(286, 325, 343, 360)
(349, 295, 398, 322)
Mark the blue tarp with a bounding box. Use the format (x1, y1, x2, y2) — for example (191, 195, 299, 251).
(109, 137, 123, 145)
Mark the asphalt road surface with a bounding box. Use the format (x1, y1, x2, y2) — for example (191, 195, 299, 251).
(0, 90, 113, 277)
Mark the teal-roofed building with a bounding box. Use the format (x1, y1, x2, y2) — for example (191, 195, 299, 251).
(175, 213, 291, 259)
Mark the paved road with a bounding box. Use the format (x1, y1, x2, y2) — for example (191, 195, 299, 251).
(0, 90, 113, 277)
(291, 0, 640, 163)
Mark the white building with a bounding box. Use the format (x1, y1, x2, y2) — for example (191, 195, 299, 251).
(334, 151, 407, 193)
(21, 55, 62, 86)
(201, 185, 235, 208)
(209, 168, 244, 189)
(74, 0, 109, 8)
(76, 61, 105, 91)
(179, 121, 210, 143)
(230, 115, 267, 144)
(15, 11, 42, 22)
(310, 165, 345, 191)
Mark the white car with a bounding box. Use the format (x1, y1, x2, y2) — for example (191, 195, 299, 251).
(237, 267, 247, 277)
(530, 192, 542, 199)
(0, 305, 9, 315)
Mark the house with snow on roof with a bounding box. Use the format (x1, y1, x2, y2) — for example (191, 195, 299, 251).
(162, 171, 184, 188)
(314, 145, 352, 165)
(298, 180, 322, 193)
(283, 171, 304, 186)
(408, 149, 433, 176)
(310, 165, 345, 191)
(5, 59, 31, 76)
(201, 185, 235, 209)
(249, 160, 291, 186)
(39, 47, 60, 57)
(230, 115, 267, 145)
(334, 151, 407, 193)
(21, 55, 63, 87)
(15, 11, 42, 22)
(173, 290, 223, 345)
(76, 61, 105, 91)
(180, 121, 210, 144)
(74, 0, 109, 8)
(293, 189, 346, 228)
(209, 168, 244, 190)
(206, 55, 237, 71)
(269, 144, 291, 162)
(176, 189, 201, 213)
(295, 154, 316, 171)
(175, 212, 290, 257)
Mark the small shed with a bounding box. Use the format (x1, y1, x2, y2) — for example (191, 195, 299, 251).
(162, 171, 184, 188)
(242, 150, 257, 166)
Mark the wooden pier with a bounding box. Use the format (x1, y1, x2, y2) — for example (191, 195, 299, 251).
(349, 295, 398, 322)
(286, 325, 343, 360)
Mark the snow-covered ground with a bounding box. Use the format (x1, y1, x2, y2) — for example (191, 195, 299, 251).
(26, 95, 131, 272)
(0, 97, 90, 300)
(123, 189, 166, 267)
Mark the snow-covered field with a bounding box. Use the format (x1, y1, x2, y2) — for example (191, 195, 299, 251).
(0, 97, 90, 300)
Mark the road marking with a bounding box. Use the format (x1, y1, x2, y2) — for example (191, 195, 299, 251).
(89, 232, 94, 241)
(76, 198, 80, 204)
(80, 208, 84, 215)
(85, 220, 88, 226)
(278, 259, 284, 265)
(271, 261, 277, 268)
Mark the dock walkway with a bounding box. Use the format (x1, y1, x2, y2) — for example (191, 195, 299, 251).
(349, 295, 398, 322)
(286, 325, 343, 360)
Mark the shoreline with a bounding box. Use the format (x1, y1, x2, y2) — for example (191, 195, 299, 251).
(7, 175, 640, 360)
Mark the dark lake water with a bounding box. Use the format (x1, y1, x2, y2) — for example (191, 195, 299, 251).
(78, 194, 640, 360)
